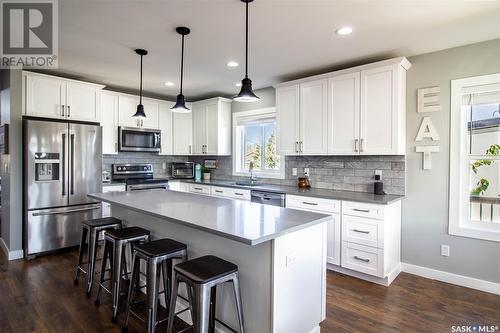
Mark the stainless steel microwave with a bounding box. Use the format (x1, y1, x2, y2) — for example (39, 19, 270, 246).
(171, 162, 195, 179)
(118, 127, 161, 152)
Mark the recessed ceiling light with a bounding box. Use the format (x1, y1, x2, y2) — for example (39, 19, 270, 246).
(227, 61, 239, 68)
(236, 82, 242, 87)
(164, 81, 174, 86)
(335, 26, 353, 36)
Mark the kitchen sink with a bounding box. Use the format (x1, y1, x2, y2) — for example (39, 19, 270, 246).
(234, 181, 260, 187)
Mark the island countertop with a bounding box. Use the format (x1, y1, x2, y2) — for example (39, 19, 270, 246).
(88, 189, 331, 246)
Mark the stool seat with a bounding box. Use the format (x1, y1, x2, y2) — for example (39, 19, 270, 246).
(135, 239, 187, 257)
(106, 226, 150, 240)
(174, 255, 238, 284)
(83, 217, 121, 228)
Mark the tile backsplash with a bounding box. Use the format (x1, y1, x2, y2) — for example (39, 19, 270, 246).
(189, 155, 405, 195)
(103, 153, 188, 178)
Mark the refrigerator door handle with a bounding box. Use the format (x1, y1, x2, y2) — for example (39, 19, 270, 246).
(31, 205, 101, 216)
(62, 133, 66, 196)
(70, 133, 75, 195)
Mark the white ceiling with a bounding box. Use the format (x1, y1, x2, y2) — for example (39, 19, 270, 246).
(47, 0, 500, 101)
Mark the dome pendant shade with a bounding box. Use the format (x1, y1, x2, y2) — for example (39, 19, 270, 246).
(171, 94, 190, 113)
(133, 48, 148, 119)
(171, 26, 191, 113)
(234, 78, 259, 102)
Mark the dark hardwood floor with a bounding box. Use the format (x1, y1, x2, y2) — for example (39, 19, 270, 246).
(0, 249, 499, 333)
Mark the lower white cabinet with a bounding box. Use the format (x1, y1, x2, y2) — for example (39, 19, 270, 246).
(188, 184, 211, 195)
(211, 186, 251, 201)
(341, 242, 384, 277)
(286, 195, 341, 266)
(102, 184, 126, 217)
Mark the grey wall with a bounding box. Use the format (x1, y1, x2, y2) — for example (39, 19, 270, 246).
(231, 87, 276, 112)
(0, 69, 23, 252)
(403, 39, 500, 283)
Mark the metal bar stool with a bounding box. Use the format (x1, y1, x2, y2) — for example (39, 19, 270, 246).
(74, 217, 122, 298)
(122, 238, 188, 333)
(167, 255, 244, 333)
(94, 226, 151, 323)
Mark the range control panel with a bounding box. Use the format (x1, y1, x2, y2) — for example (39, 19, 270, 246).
(112, 163, 153, 175)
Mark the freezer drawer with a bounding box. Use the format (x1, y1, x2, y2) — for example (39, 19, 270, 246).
(26, 204, 102, 255)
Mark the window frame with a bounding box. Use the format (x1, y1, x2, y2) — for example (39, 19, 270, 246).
(232, 107, 284, 179)
(449, 73, 500, 242)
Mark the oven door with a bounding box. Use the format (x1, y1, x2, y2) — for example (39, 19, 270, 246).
(127, 184, 169, 191)
(119, 127, 161, 152)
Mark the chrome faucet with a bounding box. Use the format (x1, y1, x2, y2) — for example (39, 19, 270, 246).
(249, 162, 258, 184)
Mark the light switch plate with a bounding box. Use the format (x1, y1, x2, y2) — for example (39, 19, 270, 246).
(292, 168, 297, 176)
(375, 170, 382, 177)
(286, 253, 297, 267)
(441, 244, 450, 257)
(304, 168, 310, 176)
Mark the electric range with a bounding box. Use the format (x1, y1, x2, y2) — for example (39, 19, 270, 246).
(112, 163, 169, 191)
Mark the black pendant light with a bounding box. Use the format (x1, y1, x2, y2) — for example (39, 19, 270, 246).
(133, 48, 148, 118)
(171, 26, 191, 113)
(234, 0, 259, 102)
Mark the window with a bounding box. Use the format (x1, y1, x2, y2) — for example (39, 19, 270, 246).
(449, 73, 500, 242)
(232, 108, 284, 179)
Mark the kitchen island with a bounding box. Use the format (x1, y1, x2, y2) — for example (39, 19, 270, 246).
(88, 189, 331, 333)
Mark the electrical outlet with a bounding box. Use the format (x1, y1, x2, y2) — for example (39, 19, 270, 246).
(162, 162, 167, 170)
(375, 170, 382, 177)
(286, 253, 297, 267)
(292, 168, 297, 176)
(441, 244, 450, 257)
(304, 168, 310, 176)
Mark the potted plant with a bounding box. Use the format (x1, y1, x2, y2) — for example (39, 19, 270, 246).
(202, 166, 212, 181)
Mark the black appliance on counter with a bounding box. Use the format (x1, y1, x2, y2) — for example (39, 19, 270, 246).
(112, 163, 169, 191)
(171, 162, 195, 179)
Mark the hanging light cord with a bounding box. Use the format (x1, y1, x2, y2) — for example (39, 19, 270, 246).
(180, 34, 185, 95)
(245, 0, 249, 79)
(139, 54, 143, 104)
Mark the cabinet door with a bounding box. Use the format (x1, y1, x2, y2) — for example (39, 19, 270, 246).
(192, 103, 206, 155)
(142, 99, 160, 129)
(66, 82, 100, 122)
(205, 101, 219, 155)
(328, 73, 360, 155)
(299, 79, 328, 155)
(118, 95, 140, 128)
(158, 102, 172, 155)
(276, 85, 300, 155)
(327, 213, 341, 266)
(172, 109, 193, 155)
(25, 74, 66, 119)
(100, 92, 119, 154)
(360, 65, 397, 155)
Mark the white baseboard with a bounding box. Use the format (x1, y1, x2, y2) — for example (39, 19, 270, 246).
(401, 263, 500, 295)
(327, 263, 401, 287)
(0, 238, 24, 261)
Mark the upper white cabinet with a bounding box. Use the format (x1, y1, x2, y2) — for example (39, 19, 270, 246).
(192, 97, 231, 155)
(276, 57, 410, 156)
(172, 103, 193, 155)
(117, 95, 159, 129)
(23, 71, 104, 122)
(100, 91, 119, 154)
(276, 80, 328, 155)
(158, 101, 173, 155)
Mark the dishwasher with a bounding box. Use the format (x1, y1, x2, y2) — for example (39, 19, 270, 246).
(250, 190, 286, 207)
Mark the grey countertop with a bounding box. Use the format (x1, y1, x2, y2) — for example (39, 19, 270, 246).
(88, 190, 331, 246)
(171, 179, 404, 205)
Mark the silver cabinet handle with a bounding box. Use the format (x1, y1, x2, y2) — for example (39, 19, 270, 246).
(353, 208, 371, 213)
(352, 229, 370, 234)
(295, 141, 298, 153)
(61, 105, 65, 117)
(300, 141, 303, 153)
(115, 142, 118, 152)
(214, 190, 223, 193)
(188, 145, 192, 155)
(234, 193, 244, 196)
(360, 138, 364, 152)
(302, 201, 318, 206)
(32, 205, 101, 216)
(354, 256, 370, 263)
(354, 139, 358, 152)
(67, 105, 71, 118)
(193, 187, 203, 191)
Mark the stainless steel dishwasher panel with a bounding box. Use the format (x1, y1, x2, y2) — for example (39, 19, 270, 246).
(250, 190, 286, 207)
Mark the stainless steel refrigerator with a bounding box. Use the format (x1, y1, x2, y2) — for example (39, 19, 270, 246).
(23, 118, 102, 257)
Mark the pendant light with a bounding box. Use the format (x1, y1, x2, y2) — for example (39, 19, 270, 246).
(132, 48, 148, 118)
(234, 0, 259, 102)
(171, 26, 191, 113)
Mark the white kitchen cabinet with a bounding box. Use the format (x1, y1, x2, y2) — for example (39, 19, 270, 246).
(23, 71, 104, 122)
(327, 72, 360, 155)
(299, 79, 328, 155)
(118, 95, 140, 128)
(188, 184, 211, 195)
(276, 85, 300, 155)
(211, 186, 251, 201)
(158, 101, 173, 155)
(286, 195, 341, 266)
(276, 57, 410, 156)
(172, 103, 193, 155)
(192, 97, 231, 155)
(100, 91, 119, 154)
(142, 98, 160, 129)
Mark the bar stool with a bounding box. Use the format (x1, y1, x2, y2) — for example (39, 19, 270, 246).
(95, 226, 151, 323)
(122, 238, 188, 333)
(167, 255, 244, 333)
(74, 217, 122, 298)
